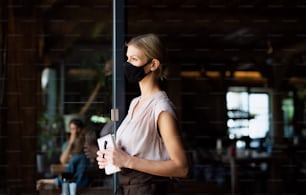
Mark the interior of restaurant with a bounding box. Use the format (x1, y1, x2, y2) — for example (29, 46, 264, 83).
(1, 0, 306, 194)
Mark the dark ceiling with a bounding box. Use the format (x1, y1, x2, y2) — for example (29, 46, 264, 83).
(34, 0, 306, 72)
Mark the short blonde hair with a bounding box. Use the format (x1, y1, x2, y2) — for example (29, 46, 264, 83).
(126, 33, 167, 81)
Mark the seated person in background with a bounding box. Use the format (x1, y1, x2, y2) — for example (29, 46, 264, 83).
(36, 127, 91, 190)
(83, 121, 113, 162)
(60, 118, 84, 164)
(83, 125, 99, 162)
(99, 120, 113, 137)
(83, 123, 111, 187)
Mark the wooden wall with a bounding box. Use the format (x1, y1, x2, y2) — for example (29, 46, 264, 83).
(3, 1, 43, 193)
(0, 0, 7, 192)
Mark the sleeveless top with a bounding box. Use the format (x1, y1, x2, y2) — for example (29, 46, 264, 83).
(116, 91, 176, 161)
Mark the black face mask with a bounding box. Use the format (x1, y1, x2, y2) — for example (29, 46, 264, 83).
(124, 60, 152, 83)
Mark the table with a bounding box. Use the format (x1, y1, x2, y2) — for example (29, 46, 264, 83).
(220, 151, 273, 195)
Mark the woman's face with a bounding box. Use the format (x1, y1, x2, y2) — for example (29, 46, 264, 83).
(69, 123, 80, 135)
(126, 45, 148, 67)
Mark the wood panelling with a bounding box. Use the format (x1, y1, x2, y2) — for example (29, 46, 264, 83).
(6, 3, 43, 193)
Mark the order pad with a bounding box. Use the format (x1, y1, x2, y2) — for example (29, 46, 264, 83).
(97, 134, 121, 175)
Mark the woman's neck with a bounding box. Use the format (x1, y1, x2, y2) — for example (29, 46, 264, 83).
(139, 77, 160, 99)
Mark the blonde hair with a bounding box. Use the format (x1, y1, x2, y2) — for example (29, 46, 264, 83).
(126, 33, 167, 81)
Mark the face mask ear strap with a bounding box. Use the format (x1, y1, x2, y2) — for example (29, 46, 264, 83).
(143, 59, 154, 74)
(141, 59, 153, 68)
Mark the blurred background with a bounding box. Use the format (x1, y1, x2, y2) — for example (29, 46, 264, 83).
(1, 0, 306, 194)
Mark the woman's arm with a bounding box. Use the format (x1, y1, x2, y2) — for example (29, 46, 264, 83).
(60, 141, 73, 164)
(60, 132, 77, 164)
(97, 111, 189, 178)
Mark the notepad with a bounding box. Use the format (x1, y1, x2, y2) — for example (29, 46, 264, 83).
(97, 134, 121, 175)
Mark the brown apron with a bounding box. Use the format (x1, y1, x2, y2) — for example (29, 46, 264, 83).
(115, 168, 169, 195)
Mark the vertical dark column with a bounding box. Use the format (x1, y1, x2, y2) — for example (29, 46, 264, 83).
(271, 90, 284, 145)
(112, 0, 125, 124)
(6, 0, 42, 193)
(112, 0, 125, 194)
(0, 0, 8, 192)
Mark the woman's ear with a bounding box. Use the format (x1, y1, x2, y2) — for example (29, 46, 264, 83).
(151, 59, 160, 71)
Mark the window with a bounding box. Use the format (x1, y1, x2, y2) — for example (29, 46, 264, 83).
(282, 94, 294, 138)
(226, 87, 270, 139)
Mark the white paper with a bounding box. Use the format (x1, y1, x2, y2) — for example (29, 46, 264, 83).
(97, 134, 121, 175)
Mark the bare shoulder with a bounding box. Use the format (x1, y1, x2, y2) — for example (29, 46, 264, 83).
(158, 111, 180, 137)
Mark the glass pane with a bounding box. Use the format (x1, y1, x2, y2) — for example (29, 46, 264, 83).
(249, 94, 269, 138)
(227, 89, 270, 139)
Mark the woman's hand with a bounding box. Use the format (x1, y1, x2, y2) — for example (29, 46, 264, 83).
(69, 130, 77, 144)
(96, 150, 108, 169)
(96, 147, 131, 169)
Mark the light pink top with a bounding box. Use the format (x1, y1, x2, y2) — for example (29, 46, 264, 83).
(116, 91, 176, 161)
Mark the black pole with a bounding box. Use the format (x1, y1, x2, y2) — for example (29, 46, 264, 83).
(112, 0, 125, 194)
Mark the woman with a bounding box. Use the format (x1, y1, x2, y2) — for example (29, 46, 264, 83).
(60, 118, 84, 164)
(97, 33, 189, 194)
(36, 128, 90, 190)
